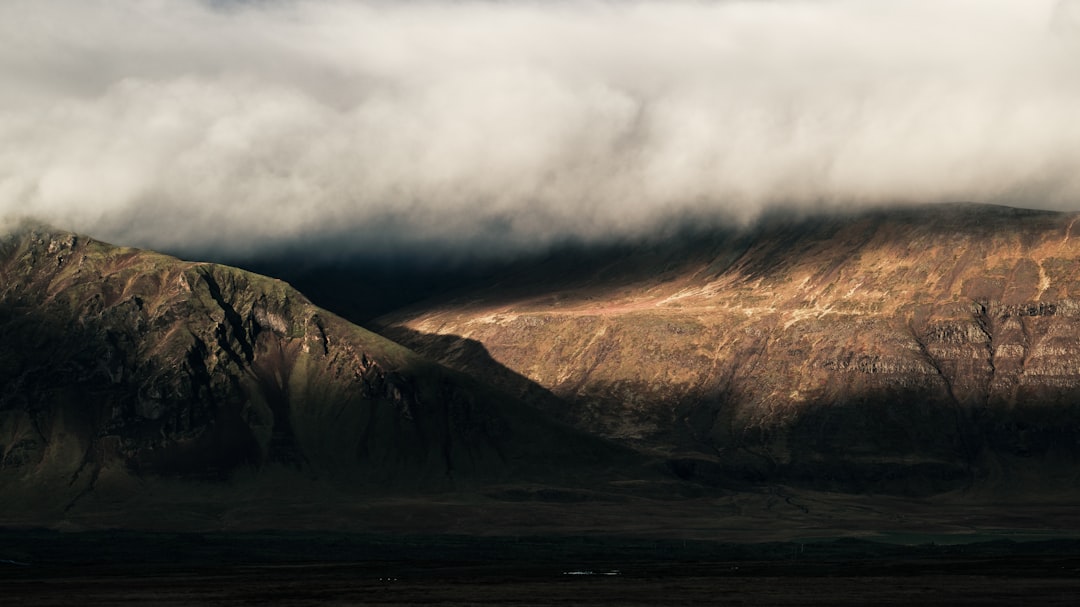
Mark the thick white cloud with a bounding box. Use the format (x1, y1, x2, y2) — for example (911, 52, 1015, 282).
(1, 0, 1078, 256)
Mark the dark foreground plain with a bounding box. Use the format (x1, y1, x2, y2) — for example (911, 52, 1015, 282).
(4, 530, 1080, 605)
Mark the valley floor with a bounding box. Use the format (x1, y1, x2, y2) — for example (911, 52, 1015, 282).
(6, 565, 1080, 606)
(4, 529, 1080, 605)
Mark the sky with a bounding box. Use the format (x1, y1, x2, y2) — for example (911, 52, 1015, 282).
(2, 0, 1079, 259)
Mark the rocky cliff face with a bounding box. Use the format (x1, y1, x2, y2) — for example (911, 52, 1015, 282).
(0, 225, 619, 517)
(378, 205, 1080, 495)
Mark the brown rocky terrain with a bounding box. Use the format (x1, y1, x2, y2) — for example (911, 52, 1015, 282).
(6, 204, 1080, 534)
(0, 224, 632, 524)
(376, 204, 1080, 496)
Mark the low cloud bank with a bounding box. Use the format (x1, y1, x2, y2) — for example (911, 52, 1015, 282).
(2, 0, 1079, 258)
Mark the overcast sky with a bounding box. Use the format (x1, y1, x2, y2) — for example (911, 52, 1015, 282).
(2, 0, 1079, 259)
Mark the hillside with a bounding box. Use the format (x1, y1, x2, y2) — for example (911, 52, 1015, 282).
(0, 224, 632, 526)
(376, 204, 1080, 496)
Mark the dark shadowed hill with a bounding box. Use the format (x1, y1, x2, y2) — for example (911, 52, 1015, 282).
(0, 224, 640, 526)
(374, 204, 1080, 497)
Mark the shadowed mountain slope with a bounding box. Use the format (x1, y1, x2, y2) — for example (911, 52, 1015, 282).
(0, 225, 636, 523)
(376, 204, 1080, 496)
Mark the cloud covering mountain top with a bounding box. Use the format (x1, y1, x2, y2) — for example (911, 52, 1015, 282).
(2, 0, 1079, 259)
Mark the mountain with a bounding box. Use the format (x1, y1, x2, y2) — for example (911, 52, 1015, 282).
(375, 204, 1080, 496)
(7, 204, 1080, 535)
(0, 224, 634, 526)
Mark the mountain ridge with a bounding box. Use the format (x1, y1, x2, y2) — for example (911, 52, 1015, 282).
(7, 205, 1080, 533)
(0, 223, 637, 525)
(374, 203, 1080, 495)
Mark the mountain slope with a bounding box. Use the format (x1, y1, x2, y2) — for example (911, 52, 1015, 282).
(0, 225, 631, 522)
(377, 204, 1080, 495)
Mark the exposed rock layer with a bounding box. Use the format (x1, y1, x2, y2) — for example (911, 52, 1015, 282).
(379, 205, 1080, 494)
